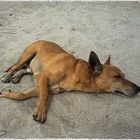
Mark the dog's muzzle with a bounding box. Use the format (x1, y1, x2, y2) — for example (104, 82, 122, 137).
(114, 85, 140, 97)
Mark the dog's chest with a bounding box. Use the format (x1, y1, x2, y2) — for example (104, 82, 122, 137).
(49, 84, 68, 94)
(48, 79, 73, 94)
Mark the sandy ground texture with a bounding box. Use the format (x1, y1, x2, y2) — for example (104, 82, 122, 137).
(0, 1, 140, 139)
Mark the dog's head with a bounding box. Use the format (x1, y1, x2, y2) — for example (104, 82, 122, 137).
(89, 51, 140, 97)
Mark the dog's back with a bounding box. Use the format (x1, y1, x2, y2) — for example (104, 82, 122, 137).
(28, 40, 77, 75)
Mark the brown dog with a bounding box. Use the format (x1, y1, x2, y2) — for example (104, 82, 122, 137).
(0, 40, 140, 123)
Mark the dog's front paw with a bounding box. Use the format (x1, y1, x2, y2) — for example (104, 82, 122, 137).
(33, 108, 46, 124)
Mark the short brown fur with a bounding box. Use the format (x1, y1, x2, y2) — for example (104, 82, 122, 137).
(0, 40, 140, 123)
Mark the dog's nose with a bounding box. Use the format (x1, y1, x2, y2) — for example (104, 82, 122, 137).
(127, 85, 140, 97)
(133, 85, 140, 96)
(136, 86, 140, 93)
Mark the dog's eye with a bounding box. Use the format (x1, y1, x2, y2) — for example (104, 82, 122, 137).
(113, 75, 122, 79)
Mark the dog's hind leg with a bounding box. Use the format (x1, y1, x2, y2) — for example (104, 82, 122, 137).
(11, 67, 33, 83)
(5, 46, 36, 73)
(1, 67, 32, 83)
(0, 87, 37, 100)
(1, 46, 36, 83)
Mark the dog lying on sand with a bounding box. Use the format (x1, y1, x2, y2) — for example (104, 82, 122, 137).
(0, 40, 140, 123)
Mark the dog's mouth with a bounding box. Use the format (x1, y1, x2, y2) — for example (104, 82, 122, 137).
(113, 90, 137, 97)
(114, 90, 126, 97)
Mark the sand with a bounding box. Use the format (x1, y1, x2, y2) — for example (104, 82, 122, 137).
(0, 1, 140, 138)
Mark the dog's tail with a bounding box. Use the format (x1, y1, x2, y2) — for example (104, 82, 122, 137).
(0, 87, 37, 100)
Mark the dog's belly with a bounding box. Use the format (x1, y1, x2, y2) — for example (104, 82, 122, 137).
(30, 57, 42, 74)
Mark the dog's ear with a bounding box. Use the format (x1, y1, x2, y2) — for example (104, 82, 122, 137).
(88, 51, 102, 73)
(104, 55, 111, 65)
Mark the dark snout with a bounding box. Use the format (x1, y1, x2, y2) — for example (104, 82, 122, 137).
(121, 83, 140, 97)
(114, 79, 140, 97)
(130, 84, 140, 96)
